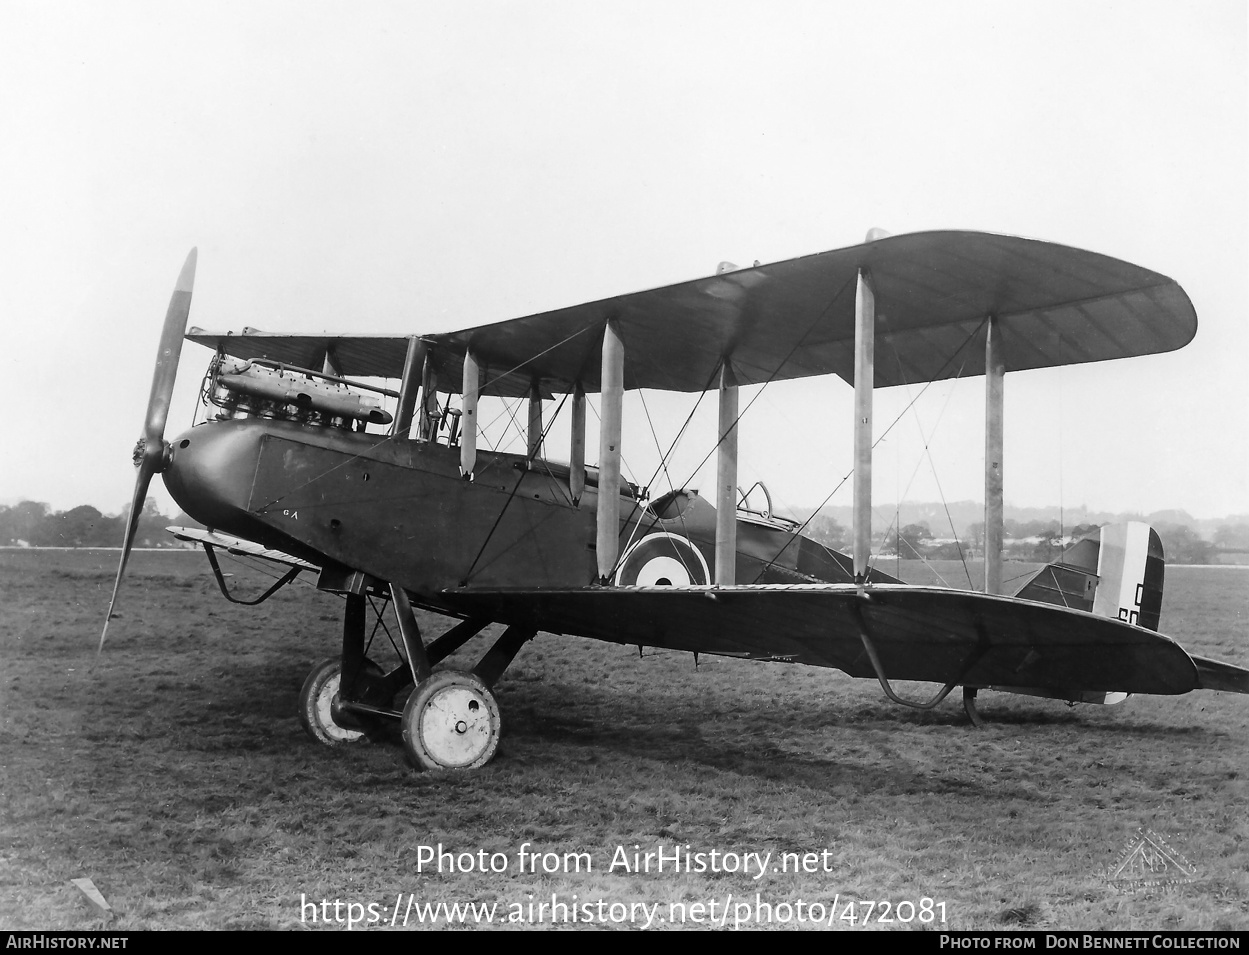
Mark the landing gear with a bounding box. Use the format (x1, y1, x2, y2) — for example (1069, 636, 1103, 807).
(301, 575, 533, 770)
(401, 670, 502, 770)
(299, 658, 372, 745)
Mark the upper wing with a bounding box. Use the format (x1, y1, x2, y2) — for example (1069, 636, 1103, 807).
(186, 231, 1195, 396)
(439, 584, 1236, 697)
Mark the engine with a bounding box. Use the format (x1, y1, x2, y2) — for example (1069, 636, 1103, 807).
(203, 355, 393, 429)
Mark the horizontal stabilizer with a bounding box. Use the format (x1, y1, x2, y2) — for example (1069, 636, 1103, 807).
(1192, 655, 1249, 694)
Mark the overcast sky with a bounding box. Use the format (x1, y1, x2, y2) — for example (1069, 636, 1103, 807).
(2, 0, 1245, 526)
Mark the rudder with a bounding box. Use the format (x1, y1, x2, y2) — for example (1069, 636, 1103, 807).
(1013, 521, 1165, 631)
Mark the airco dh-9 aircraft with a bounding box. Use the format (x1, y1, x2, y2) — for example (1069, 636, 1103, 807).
(101, 230, 1249, 771)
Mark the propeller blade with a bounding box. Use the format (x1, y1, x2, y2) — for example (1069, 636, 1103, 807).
(98, 468, 153, 653)
(142, 248, 197, 468)
(98, 249, 197, 654)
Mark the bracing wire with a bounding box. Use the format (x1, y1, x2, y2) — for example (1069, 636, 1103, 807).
(750, 316, 990, 582)
(633, 390, 699, 582)
(583, 393, 642, 488)
(251, 321, 598, 514)
(460, 390, 571, 584)
(617, 274, 861, 584)
(865, 359, 973, 589)
(607, 365, 721, 560)
(479, 396, 529, 453)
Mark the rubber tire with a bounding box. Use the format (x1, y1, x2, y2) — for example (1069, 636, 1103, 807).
(401, 669, 501, 770)
(298, 657, 376, 746)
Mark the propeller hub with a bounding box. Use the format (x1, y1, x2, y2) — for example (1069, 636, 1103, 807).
(132, 436, 172, 473)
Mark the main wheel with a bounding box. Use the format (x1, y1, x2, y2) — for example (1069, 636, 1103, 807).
(299, 658, 375, 746)
(401, 669, 501, 770)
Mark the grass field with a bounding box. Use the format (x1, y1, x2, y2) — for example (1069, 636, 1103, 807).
(0, 549, 1245, 931)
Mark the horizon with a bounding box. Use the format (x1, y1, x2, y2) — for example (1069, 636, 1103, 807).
(6, 493, 1245, 529)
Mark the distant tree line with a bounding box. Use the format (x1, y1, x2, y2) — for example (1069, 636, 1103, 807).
(0, 499, 180, 548)
(804, 513, 1249, 565)
(5, 496, 1247, 564)
(1213, 523, 1249, 551)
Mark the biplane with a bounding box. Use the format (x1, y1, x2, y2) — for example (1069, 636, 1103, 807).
(102, 230, 1249, 770)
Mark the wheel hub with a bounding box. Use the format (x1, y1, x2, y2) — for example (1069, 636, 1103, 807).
(402, 670, 502, 770)
(317, 675, 365, 743)
(421, 686, 493, 764)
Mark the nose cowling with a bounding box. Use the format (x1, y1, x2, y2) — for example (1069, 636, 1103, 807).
(162, 420, 268, 537)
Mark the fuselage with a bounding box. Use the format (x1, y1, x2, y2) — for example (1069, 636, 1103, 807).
(162, 417, 872, 607)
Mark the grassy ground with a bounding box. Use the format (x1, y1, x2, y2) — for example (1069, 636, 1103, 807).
(0, 550, 1245, 930)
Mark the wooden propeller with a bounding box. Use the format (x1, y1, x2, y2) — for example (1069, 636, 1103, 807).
(98, 249, 197, 653)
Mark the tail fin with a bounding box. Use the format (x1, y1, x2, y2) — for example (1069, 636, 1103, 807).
(1013, 522, 1165, 631)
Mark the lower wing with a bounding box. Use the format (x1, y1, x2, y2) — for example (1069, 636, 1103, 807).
(442, 584, 1246, 698)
